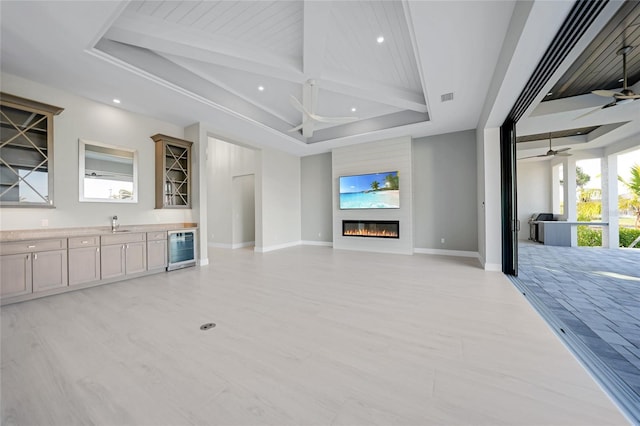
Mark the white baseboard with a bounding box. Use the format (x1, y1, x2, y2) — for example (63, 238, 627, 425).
(413, 248, 479, 258)
(197, 258, 209, 266)
(301, 240, 333, 247)
(232, 241, 255, 249)
(254, 240, 302, 253)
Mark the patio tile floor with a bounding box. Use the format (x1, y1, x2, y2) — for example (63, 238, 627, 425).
(510, 242, 640, 420)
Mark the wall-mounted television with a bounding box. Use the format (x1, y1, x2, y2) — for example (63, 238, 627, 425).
(339, 171, 399, 209)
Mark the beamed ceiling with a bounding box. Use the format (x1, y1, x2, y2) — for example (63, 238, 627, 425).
(0, 1, 638, 157)
(96, 0, 429, 144)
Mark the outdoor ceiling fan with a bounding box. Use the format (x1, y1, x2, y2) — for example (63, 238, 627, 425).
(519, 134, 571, 160)
(288, 80, 358, 136)
(576, 45, 640, 120)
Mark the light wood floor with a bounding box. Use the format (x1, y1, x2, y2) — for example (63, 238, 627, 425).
(1, 246, 629, 425)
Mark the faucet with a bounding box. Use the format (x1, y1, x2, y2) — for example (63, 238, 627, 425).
(111, 215, 119, 232)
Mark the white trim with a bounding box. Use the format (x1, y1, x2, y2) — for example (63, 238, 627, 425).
(301, 240, 333, 247)
(414, 248, 479, 258)
(232, 241, 255, 249)
(197, 258, 209, 266)
(254, 241, 302, 253)
(483, 262, 502, 271)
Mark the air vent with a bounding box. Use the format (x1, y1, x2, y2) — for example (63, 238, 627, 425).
(441, 92, 454, 102)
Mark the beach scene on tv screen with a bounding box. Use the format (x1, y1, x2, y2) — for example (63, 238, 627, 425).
(339, 171, 399, 209)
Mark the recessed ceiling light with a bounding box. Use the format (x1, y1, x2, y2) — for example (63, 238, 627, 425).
(546, 92, 552, 96)
(576, 132, 581, 135)
(351, 107, 357, 112)
(376, 36, 384, 44)
(619, 78, 624, 82)
(113, 99, 121, 104)
(258, 86, 264, 91)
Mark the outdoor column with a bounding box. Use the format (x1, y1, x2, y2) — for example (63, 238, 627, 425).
(563, 157, 578, 245)
(552, 164, 561, 214)
(601, 154, 619, 249)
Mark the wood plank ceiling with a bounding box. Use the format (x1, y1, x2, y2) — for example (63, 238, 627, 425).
(545, 0, 640, 101)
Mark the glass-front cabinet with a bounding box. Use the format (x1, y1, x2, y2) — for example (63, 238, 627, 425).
(150, 133, 192, 209)
(0, 93, 64, 207)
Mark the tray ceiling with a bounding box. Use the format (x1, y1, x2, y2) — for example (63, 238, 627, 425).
(97, 0, 428, 143)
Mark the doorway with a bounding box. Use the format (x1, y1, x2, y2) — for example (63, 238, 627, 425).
(232, 174, 255, 248)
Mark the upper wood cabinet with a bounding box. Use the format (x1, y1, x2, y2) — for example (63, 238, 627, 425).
(0, 93, 63, 207)
(150, 134, 192, 209)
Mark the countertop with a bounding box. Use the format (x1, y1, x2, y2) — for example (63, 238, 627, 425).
(0, 223, 198, 242)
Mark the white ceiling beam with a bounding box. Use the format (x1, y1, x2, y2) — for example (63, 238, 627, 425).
(302, 1, 332, 78)
(104, 13, 304, 84)
(319, 70, 428, 113)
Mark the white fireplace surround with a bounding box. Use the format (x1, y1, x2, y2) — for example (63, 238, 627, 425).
(332, 136, 413, 255)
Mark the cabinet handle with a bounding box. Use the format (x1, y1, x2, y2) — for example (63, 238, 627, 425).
(96, 248, 100, 253)
(34, 254, 38, 260)
(122, 245, 125, 250)
(126, 244, 129, 249)
(27, 245, 36, 248)
(81, 240, 88, 244)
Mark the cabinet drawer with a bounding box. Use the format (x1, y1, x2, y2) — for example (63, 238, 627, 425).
(101, 233, 145, 246)
(147, 231, 167, 241)
(68, 236, 100, 248)
(0, 239, 67, 255)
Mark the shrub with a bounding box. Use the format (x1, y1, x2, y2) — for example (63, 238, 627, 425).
(619, 228, 640, 248)
(578, 226, 601, 247)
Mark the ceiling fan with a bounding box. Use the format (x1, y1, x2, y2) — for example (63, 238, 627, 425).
(576, 45, 640, 120)
(519, 134, 571, 160)
(288, 80, 358, 137)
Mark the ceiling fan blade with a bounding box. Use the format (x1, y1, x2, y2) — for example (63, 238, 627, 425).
(288, 123, 304, 133)
(592, 89, 622, 97)
(289, 95, 311, 116)
(555, 152, 572, 157)
(574, 105, 603, 120)
(308, 113, 358, 123)
(518, 153, 551, 160)
(616, 94, 640, 100)
(554, 147, 571, 153)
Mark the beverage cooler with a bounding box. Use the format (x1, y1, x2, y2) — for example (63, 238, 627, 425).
(167, 229, 197, 271)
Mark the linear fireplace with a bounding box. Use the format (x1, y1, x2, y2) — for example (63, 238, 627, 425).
(342, 220, 399, 239)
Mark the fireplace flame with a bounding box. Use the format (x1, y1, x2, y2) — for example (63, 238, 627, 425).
(343, 228, 398, 237)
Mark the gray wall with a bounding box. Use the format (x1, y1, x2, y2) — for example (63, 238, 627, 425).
(301, 153, 333, 243)
(413, 130, 478, 252)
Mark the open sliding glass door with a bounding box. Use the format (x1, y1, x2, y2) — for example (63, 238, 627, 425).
(500, 119, 518, 275)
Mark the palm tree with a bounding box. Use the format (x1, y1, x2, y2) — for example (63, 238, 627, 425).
(370, 180, 380, 191)
(619, 164, 640, 228)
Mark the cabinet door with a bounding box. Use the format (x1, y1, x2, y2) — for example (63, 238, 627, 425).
(0, 253, 32, 298)
(125, 242, 147, 275)
(147, 239, 167, 270)
(69, 247, 101, 286)
(101, 244, 125, 279)
(32, 249, 68, 293)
